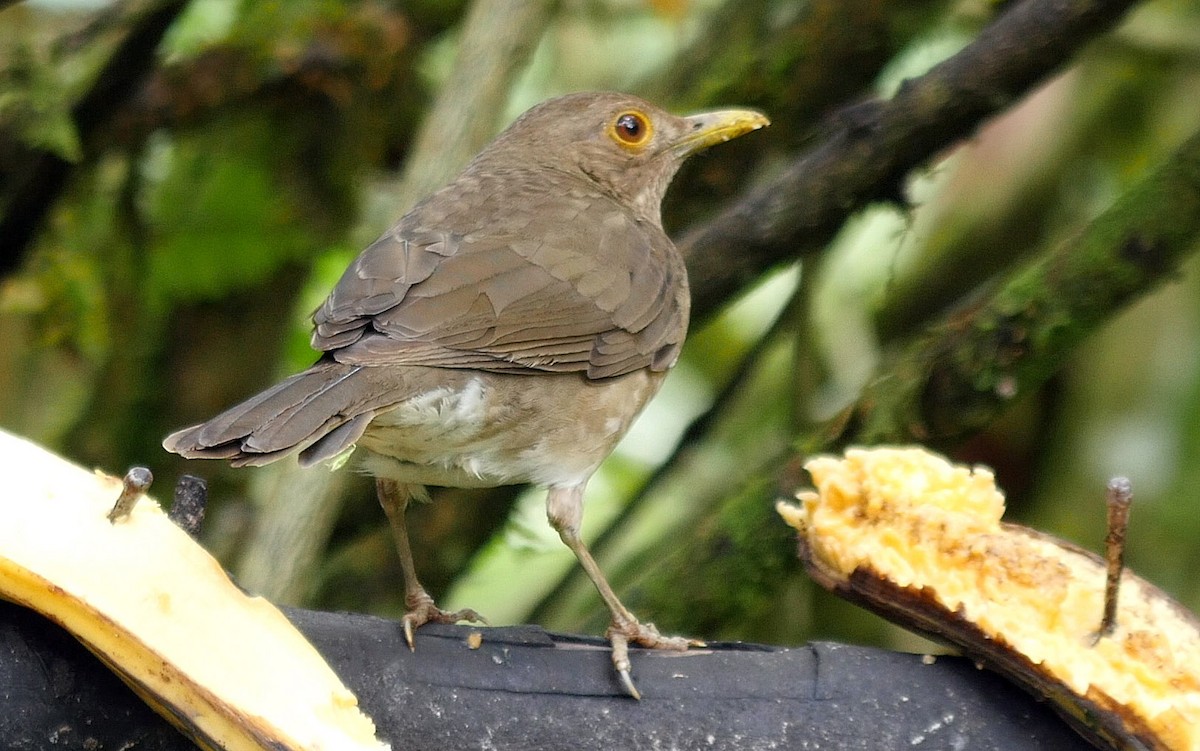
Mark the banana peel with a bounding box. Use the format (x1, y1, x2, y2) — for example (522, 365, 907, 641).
(777, 446, 1200, 751)
(0, 428, 391, 751)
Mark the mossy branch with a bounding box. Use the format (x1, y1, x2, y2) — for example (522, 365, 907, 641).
(850, 126, 1200, 445)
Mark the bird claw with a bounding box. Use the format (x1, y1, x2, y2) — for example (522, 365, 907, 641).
(605, 619, 702, 700)
(609, 632, 641, 700)
(401, 603, 488, 651)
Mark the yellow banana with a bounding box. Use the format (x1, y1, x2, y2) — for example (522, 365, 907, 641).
(779, 446, 1200, 751)
(0, 428, 390, 751)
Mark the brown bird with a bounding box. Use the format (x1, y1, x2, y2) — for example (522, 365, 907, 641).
(164, 91, 768, 698)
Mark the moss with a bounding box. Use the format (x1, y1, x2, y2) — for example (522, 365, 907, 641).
(853, 129, 1200, 444)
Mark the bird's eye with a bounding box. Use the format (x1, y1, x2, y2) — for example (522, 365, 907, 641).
(609, 111, 652, 148)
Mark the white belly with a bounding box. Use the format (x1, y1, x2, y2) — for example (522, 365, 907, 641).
(355, 369, 663, 490)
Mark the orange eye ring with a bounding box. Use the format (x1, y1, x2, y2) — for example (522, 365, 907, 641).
(609, 110, 653, 148)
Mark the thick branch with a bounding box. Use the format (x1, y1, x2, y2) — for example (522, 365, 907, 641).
(681, 0, 1144, 320)
(654, 0, 952, 232)
(850, 125, 1200, 444)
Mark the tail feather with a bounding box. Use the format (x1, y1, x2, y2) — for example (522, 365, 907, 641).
(163, 361, 409, 467)
(192, 365, 357, 448)
(238, 367, 362, 453)
(297, 413, 374, 467)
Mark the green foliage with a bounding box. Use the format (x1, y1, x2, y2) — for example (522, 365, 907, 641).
(143, 120, 322, 302)
(0, 62, 83, 162)
(4, 0, 1200, 656)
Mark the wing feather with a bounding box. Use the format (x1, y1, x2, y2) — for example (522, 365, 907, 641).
(311, 171, 687, 379)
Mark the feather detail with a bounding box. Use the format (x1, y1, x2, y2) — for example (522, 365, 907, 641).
(162, 361, 423, 466)
(308, 170, 687, 380)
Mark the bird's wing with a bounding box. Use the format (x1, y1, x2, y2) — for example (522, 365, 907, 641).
(312, 173, 688, 379)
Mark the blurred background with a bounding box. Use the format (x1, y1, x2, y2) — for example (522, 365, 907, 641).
(2, 0, 1200, 653)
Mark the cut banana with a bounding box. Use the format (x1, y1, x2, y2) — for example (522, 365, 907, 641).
(0, 428, 390, 751)
(778, 446, 1200, 751)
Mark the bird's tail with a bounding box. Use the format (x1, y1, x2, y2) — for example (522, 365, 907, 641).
(163, 360, 404, 468)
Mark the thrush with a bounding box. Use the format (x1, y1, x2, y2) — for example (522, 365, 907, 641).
(164, 91, 768, 698)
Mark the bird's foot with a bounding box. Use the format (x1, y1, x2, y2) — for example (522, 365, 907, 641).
(605, 618, 705, 700)
(401, 595, 488, 650)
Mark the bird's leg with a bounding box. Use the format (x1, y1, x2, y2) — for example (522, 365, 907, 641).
(546, 484, 702, 699)
(376, 478, 487, 649)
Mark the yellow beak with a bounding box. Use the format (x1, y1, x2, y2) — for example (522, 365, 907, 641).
(673, 108, 770, 156)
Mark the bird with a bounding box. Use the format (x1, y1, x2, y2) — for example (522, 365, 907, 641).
(164, 91, 769, 699)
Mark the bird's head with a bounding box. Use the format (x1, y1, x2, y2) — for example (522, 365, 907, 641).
(475, 92, 769, 224)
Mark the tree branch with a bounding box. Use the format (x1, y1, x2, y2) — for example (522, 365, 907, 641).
(850, 124, 1200, 444)
(680, 0, 1145, 321)
(654, 0, 953, 231)
(0, 0, 189, 275)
